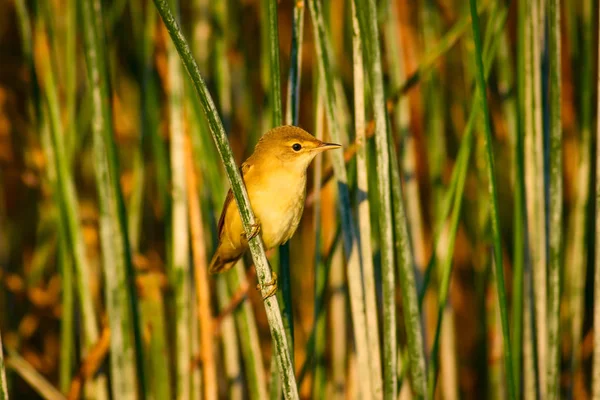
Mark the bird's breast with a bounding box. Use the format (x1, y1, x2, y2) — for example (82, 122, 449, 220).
(247, 170, 306, 249)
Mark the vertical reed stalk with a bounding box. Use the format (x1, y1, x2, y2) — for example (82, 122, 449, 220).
(306, 0, 371, 397)
(353, 0, 399, 394)
(165, 0, 192, 395)
(265, 0, 294, 372)
(282, 4, 305, 367)
(468, 0, 515, 397)
(529, 1, 548, 392)
(152, 1, 298, 397)
(523, 267, 537, 400)
(34, 14, 109, 400)
(312, 76, 327, 398)
(284, 0, 305, 127)
(546, 0, 562, 397)
(522, 1, 541, 395)
(226, 263, 268, 400)
(213, 0, 232, 132)
(427, 129, 471, 398)
(351, 2, 382, 398)
(217, 277, 244, 400)
(567, 0, 592, 388)
(389, 136, 428, 400)
(328, 240, 346, 399)
(0, 330, 7, 400)
(382, 0, 428, 396)
(80, 0, 145, 396)
(512, 0, 527, 389)
(185, 135, 217, 400)
(593, 2, 600, 392)
(57, 225, 73, 395)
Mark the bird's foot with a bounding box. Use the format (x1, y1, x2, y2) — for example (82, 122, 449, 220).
(241, 220, 261, 241)
(256, 272, 278, 300)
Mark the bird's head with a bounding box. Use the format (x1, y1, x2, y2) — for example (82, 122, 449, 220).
(252, 125, 341, 171)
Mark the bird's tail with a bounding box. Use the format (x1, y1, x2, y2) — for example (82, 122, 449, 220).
(209, 251, 238, 274)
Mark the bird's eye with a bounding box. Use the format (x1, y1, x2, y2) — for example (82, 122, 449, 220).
(292, 143, 302, 151)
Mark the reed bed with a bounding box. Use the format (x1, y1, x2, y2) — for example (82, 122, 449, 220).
(1, 0, 599, 399)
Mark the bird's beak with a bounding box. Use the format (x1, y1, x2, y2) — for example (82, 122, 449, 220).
(315, 142, 342, 152)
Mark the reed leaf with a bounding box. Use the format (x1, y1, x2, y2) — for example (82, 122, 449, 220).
(152, 1, 298, 397)
(468, 0, 515, 397)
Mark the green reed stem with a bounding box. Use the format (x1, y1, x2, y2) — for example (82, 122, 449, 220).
(307, 0, 371, 397)
(427, 122, 471, 400)
(164, 1, 193, 397)
(312, 73, 327, 398)
(428, 2, 508, 394)
(593, 1, 600, 393)
(546, 0, 562, 397)
(0, 330, 7, 400)
(353, 0, 397, 397)
(388, 0, 491, 102)
(468, 1, 515, 398)
(567, 0, 592, 390)
(351, 2, 382, 398)
(389, 137, 427, 400)
(226, 264, 269, 400)
(57, 223, 73, 395)
(217, 277, 244, 400)
(152, 1, 298, 397)
(81, 0, 146, 396)
(34, 13, 109, 400)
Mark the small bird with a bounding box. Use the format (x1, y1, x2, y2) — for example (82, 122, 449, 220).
(209, 125, 341, 292)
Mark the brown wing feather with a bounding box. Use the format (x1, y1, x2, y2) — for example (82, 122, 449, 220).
(216, 163, 251, 239)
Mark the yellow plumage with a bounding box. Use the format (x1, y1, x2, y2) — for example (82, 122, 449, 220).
(209, 125, 341, 273)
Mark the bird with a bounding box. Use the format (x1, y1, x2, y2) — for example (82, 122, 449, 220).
(209, 125, 341, 296)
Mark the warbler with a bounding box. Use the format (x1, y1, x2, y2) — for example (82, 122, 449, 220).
(209, 125, 341, 281)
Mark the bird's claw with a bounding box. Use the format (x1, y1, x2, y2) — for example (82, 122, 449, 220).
(241, 221, 261, 241)
(256, 272, 278, 300)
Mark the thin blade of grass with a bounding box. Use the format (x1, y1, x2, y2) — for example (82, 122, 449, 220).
(468, 0, 516, 398)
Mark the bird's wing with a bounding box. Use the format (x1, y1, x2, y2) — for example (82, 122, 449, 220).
(217, 162, 252, 239)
